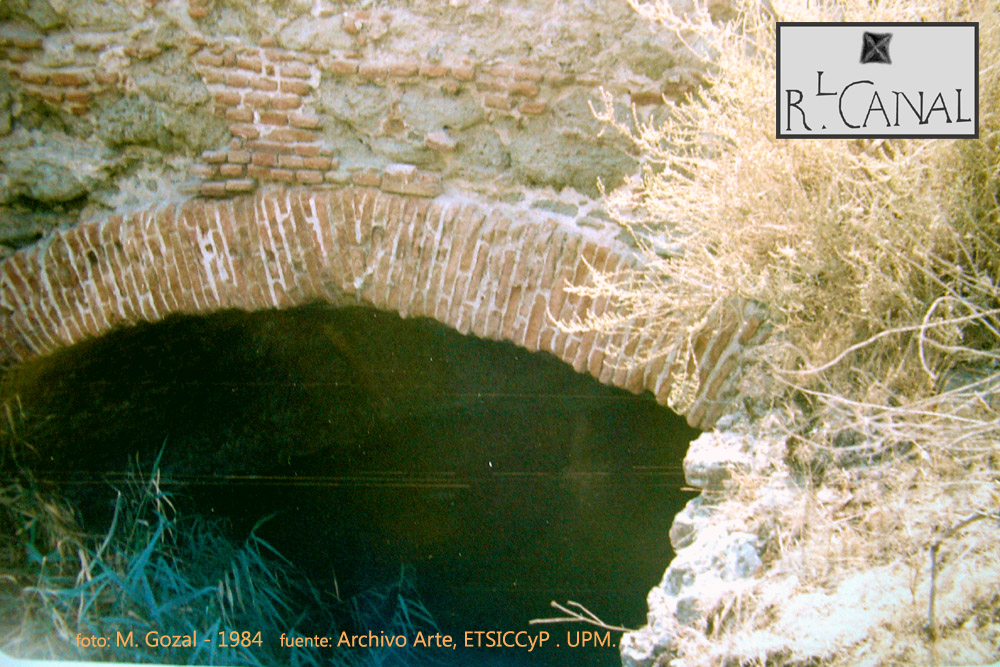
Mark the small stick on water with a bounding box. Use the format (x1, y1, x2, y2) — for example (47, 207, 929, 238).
(529, 600, 635, 633)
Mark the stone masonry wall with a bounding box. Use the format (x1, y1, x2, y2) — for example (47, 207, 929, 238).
(0, 0, 762, 428)
(0, 0, 703, 249)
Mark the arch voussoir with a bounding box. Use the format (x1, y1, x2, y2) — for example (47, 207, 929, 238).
(0, 187, 764, 428)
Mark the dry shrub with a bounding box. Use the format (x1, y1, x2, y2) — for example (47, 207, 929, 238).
(580, 0, 1000, 664)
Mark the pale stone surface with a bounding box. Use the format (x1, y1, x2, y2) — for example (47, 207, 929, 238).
(0, 128, 117, 204)
(682, 430, 753, 491)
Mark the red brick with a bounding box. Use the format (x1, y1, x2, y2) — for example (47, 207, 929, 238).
(225, 179, 255, 192)
(419, 63, 449, 78)
(281, 62, 311, 79)
(259, 110, 288, 125)
(487, 64, 514, 78)
(246, 140, 294, 154)
(66, 89, 93, 102)
(301, 156, 331, 170)
(188, 6, 208, 18)
(296, 169, 323, 185)
(194, 51, 223, 67)
(388, 60, 418, 77)
(228, 150, 251, 164)
(271, 93, 301, 110)
(270, 169, 295, 182)
(214, 90, 241, 106)
(259, 35, 277, 47)
(249, 76, 277, 91)
(190, 164, 217, 179)
(440, 81, 459, 95)
(230, 124, 260, 139)
(265, 48, 295, 61)
(222, 52, 236, 67)
(219, 163, 244, 177)
(225, 107, 254, 122)
(94, 71, 119, 85)
(49, 70, 89, 86)
(295, 144, 321, 157)
(202, 70, 224, 84)
(278, 154, 304, 169)
(251, 152, 278, 167)
(279, 79, 311, 95)
(201, 150, 227, 164)
(39, 90, 63, 104)
(200, 181, 227, 197)
(545, 71, 574, 85)
(247, 165, 271, 179)
(513, 66, 543, 82)
(224, 71, 249, 87)
(68, 103, 89, 115)
(508, 81, 538, 97)
(237, 54, 263, 72)
(475, 78, 505, 92)
(243, 91, 271, 108)
(188, 33, 208, 46)
(321, 57, 358, 75)
(352, 171, 381, 187)
(483, 94, 511, 110)
(358, 62, 388, 80)
(268, 127, 317, 143)
(630, 90, 663, 106)
(519, 100, 546, 115)
(288, 111, 320, 129)
(5, 50, 28, 63)
(450, 64, 474, 81)
(17, 68, 48, 84)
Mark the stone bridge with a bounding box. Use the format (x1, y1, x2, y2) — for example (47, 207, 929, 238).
(0, 186, 763, 428)
(0, 0, 766, 429)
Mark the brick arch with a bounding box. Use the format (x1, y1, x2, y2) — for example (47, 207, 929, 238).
(0, 187, 763, 428)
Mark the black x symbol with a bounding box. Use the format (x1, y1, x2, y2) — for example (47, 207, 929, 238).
(860, 32, 892, 64)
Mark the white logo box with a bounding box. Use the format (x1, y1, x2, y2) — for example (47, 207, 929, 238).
(776, 23, 979, 138)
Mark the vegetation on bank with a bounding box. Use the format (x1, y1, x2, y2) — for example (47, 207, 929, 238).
(578, 0, 1000, 664)
(0, 448, 438, 666)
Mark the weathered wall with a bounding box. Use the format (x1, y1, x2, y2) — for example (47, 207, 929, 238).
(0, 0, 701, 249)
(0, 2, 783, 664)
(0, 186, 765, 428)
(0, 0, 762, 428)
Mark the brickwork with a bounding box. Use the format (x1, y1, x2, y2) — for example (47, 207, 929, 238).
(0, 6, 699, 203)
(0, 187, 760, 428)
(182, 34, 584, 198)
(0, 3, 747, 427)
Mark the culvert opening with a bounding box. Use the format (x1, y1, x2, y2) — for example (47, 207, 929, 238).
(0, 304, 698, 667)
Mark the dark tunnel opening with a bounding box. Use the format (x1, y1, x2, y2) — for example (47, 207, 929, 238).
(0, 304, 699, 667)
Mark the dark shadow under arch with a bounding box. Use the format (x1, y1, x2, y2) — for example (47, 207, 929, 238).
(1, 304, 699, 666)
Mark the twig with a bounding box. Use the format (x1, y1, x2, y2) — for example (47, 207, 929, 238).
(927, 510, 1000, 641)
(528, 600, 635, 633)
(779, 308, 1000, 378)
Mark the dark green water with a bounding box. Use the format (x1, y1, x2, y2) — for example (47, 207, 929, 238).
(2, 305, 697, 667)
